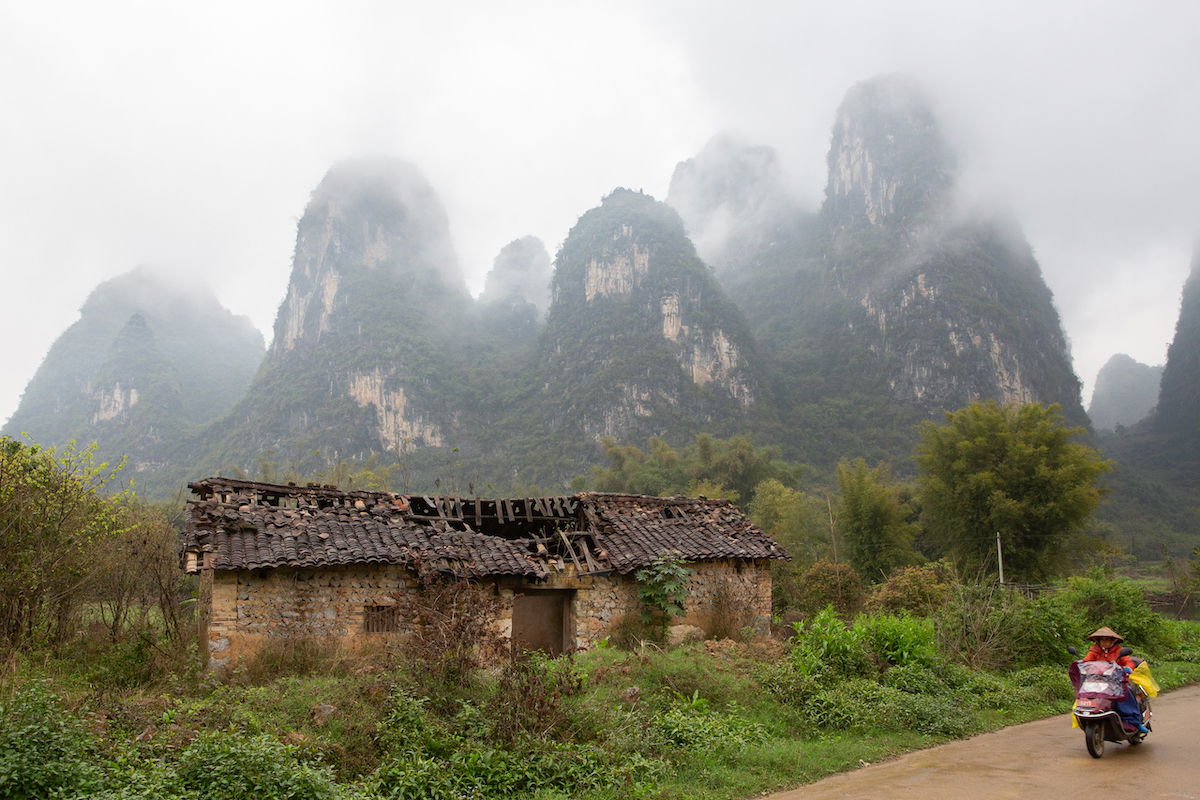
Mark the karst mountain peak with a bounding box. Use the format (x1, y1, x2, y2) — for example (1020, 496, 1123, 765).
(9, 75, 1122, 498)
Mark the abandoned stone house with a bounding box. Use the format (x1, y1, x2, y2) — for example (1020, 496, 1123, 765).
(181, 477, 787, 669)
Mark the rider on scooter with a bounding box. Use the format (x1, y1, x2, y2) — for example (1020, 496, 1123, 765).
(1084, 626, 1149, 733)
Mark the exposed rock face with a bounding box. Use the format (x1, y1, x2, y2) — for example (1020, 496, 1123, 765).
(1155, 249, 1200, 434)
(761, 75, 1084, 430)
(3, 268, 263, 474)
(1089, 354, 1163, 431)
(844, 223, 1082, 419)
(657, 74, 1087, 467)
(347, 368, 444, 450)
(273, 157, 467, 354)
(539, 189, 761, 443)
(824, 74, 954, 227)
(209, 158, 470, 469)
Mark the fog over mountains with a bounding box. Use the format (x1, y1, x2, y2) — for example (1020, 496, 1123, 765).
(11, 74, 1173, 497)
(3, 268, 263, 472)
(4, 3, 1200, 439)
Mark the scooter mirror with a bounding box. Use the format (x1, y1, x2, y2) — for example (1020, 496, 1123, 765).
(1119, 646, 1132, 657)
(1067, 646, 1079, 656)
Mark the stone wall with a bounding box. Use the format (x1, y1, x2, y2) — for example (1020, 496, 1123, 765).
(203, 557, 773, 669)
(207, 564, 421, 669)
(531, 558, 773, 650)
(680, 558, 773, 636)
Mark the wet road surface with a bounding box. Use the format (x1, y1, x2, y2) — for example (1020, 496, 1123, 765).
(767, 683, 1200, 799)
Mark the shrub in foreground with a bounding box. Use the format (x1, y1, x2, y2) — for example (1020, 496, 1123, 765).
(0, 681, 99, 800)
(1059, 573, 1177, 654)
(790, 606, 870, 678)
(853, 612, 937, 668)
(176, 731, 339, 800)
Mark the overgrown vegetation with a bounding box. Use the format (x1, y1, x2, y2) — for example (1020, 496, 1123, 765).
(6, 562, 1199, 799)
(3, 404, 1198, 798)
(0, 437, 190, 665)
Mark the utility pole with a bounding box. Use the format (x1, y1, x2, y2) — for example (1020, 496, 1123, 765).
(825, 494, 839, 562)
(996, 530, 1005, 586)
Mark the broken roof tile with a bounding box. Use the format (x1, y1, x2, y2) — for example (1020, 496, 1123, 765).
(181, 478, 786, 577)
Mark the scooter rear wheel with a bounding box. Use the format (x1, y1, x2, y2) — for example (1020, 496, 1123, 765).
(1085, 721, 1104, 758)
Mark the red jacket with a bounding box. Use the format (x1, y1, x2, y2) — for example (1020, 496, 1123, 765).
(1084, 642, 1135, 669)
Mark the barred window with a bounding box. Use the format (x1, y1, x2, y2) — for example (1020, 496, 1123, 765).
(364, 605, 401, 633)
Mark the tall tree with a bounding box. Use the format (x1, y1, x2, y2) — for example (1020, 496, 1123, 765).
(748, 478, 829, 562)
(915, 401, 1110, 582)
(0, 437, 128, 648)
(836, 459, 918, 582)
(748, 478, 830, 609)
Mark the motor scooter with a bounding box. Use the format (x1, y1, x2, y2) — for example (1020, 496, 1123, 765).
(1066, 645, 1153, 758)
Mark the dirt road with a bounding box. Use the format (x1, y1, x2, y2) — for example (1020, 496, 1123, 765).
(768, 683, 1200, 799)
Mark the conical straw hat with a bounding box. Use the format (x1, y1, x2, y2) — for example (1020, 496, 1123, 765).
(1088, 626, 1124, 642)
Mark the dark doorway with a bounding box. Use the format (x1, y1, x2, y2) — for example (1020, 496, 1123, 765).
(511, 590, 572, 656)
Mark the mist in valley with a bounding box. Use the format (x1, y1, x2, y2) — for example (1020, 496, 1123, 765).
(2, 0, 1198, 427)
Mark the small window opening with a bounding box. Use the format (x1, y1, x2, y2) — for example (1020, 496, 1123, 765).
(364, 605, 401, 633)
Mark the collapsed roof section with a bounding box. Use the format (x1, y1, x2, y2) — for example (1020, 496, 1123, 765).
(182, 477, 786, 580)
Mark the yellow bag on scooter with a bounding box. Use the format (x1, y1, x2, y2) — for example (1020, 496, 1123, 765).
(1129, 661, 1159, 697)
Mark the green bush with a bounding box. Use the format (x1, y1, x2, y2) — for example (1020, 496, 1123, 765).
(938, 666, 1017, 711)
(176, 731, 339, 800)
(1009, 665, 1073, 706)
(790, 606, 870, 678)
(1007, 592, 1087, 667)
(752, 659, 818, 704)
(369, 752, 461, 799)
(795, 676, 973, 737)
(1157, 619, 1200, 662)
(792, 561, 865, 616)
(89, 751, 182, 800)
(904, 692, 977, 737)
(1059, 573, 1177, 654)
(853, 613, 938, 668)
(377, 690, 449, 757)
(370, 742, 625, 799)
(881, 662, 950, 696)
(797, 678, 905, 730)
(0, 681, 100, 800)
(652, 692, 765, 751)
(866, 562, 955, 616)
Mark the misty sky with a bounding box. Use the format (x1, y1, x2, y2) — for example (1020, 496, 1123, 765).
(2, 0, 1198, 428)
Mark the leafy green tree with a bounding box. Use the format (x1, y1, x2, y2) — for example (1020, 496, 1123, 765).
(318, 453, 404, 492)
(586, 437, 690, 497)
(691, 434, 799, 505)
(583, 433, 800, 504)
(915, 401, 1111, 582)
(836, 459, 919, 582)
(748, 479, 829, 561)
(749, 478, 831, 611)
(0, 437, 128, 648)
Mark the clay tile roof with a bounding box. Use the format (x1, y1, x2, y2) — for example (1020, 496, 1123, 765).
(578, 492, 787, 574)
(181, 478, 785, 577)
